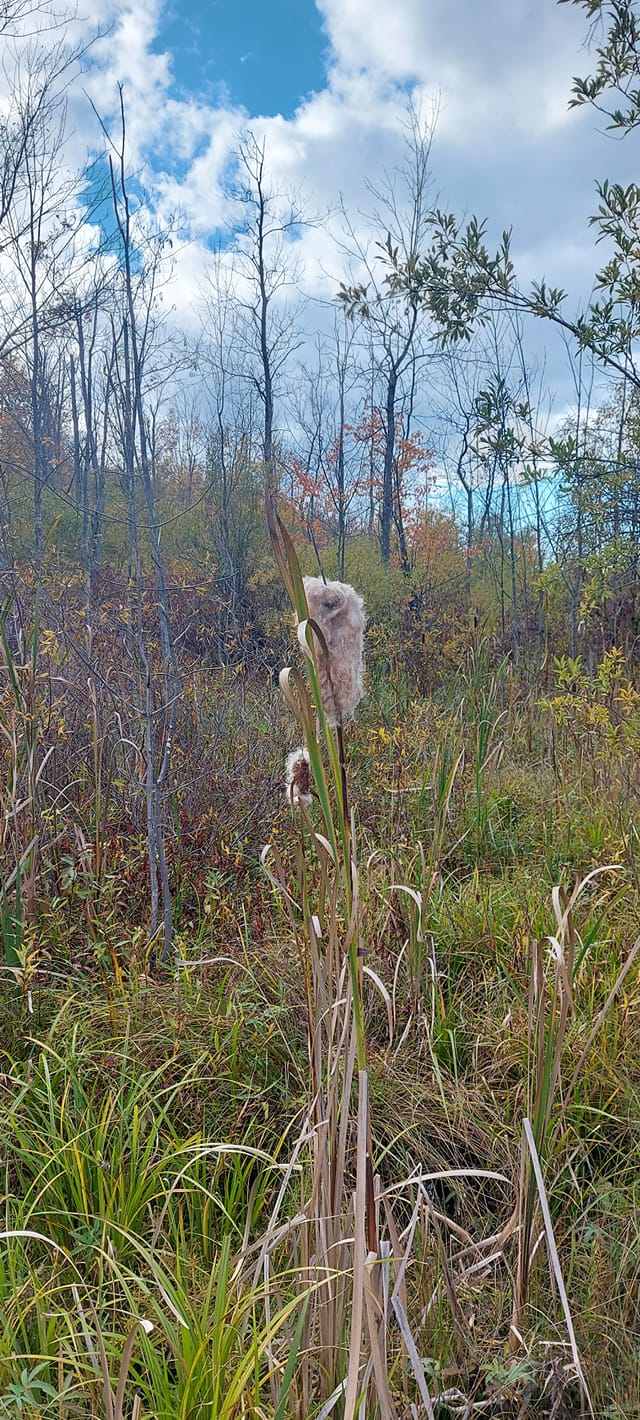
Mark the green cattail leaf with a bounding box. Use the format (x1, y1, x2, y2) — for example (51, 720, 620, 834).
(2, 881, 21, 970)
(0, 597, 23, 708)
(273, 1296, 309, 1420)
(274, 507, 309, 623)
(265, 491, 295, 605)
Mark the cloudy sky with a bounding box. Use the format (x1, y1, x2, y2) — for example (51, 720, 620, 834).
(76, 2, 634, 376)
(6, 0, 638, 420)
(78, 1, 634, 254)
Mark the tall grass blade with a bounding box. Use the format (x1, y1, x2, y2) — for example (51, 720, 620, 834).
(522, 1118, 594, 1417)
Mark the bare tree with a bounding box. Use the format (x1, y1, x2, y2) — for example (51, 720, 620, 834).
(230, 131, 306, 481)
(67, 275, 117, 576)
(100, 86, 180, 962)
(290, 316, 365, 578)
(197, 250, 264, 643)
(0, 24, 103, 562)
(338, 102, 436, 565)
(0, 28, 72, 236)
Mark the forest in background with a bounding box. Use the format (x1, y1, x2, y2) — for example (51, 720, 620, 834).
(1, 0, 640, 1416)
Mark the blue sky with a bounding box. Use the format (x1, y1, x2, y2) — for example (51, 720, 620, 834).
(158, 0, 329, 118)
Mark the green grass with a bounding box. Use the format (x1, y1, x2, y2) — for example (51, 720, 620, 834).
(1, 606, 639, 1415)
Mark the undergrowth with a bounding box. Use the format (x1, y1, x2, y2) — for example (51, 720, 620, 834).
(0, 566, 639, 1417)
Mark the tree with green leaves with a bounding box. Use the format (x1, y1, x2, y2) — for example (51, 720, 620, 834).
(560, 0, 640, 133)
(353, 1, 640, 394)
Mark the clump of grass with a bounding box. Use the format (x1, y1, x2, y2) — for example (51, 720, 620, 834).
(261, 498, 530, 1417)
(2, 544, 640, 1415)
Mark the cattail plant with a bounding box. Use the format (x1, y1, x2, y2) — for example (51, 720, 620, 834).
(265, 499, 617, 1417)
(262, 501, 508, 1417)
(264, 497, 385, 1415)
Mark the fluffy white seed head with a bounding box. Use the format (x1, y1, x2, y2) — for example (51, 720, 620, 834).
(301, 576, 366, 727)
(285, 747, 313, 809)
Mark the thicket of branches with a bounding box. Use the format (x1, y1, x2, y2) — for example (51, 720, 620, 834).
(3, 0, 640, 961)
(1, 6, 639, 653)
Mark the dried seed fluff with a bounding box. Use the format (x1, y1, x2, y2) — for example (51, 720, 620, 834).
(300, 577, 366, 727)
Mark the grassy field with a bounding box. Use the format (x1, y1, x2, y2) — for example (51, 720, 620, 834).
(1, 558, 639, 1418)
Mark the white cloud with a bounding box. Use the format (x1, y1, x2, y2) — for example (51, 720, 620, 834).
(0, 0, 632, 422)
(81, 0, 173, 153)
(317, 0, 431, 83)
(153, 105, 244, 232)
(314, 0, 589, 147)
